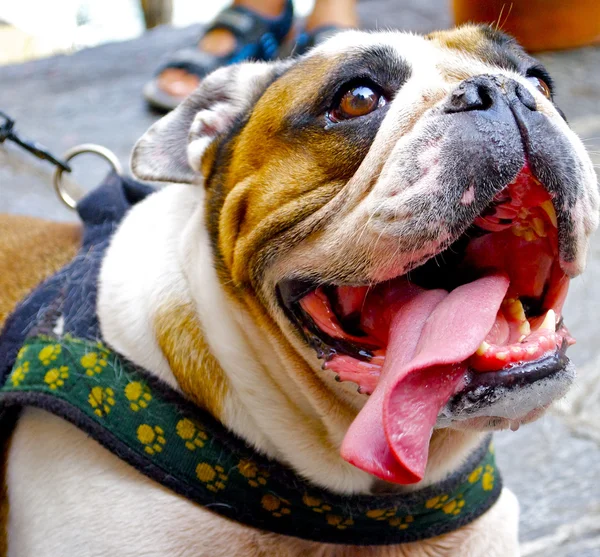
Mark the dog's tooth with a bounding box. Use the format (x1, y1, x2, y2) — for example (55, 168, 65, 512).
(507, 299, 527, 322)
(476, 341, 491, 356)
(540, 309, 556, 331)
(541, 201, 558, 227)
(511, 225, 535, 241)
(495, 351, 508, 361)
(519, 320, 531, 337)
(532, 217, 547, 238)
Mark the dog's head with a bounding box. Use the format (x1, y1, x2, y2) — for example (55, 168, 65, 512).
(133, 26, 599, 486)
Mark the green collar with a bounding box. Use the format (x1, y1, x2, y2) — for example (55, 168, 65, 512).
(0, 335, 501, 545)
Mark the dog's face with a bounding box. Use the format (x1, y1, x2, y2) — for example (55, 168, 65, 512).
(133, 26, 599, 485)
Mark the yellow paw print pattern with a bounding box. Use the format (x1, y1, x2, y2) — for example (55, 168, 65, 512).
(196, 463, 228, 492)
(88, 386, 116, 417)
(468, 466, 483, 484)
(124, 381, 152, 411)
(80, 349, 108, 377)
(11, 361, 30, 387)
(38, 344, 61, 365)
(366, 507, 396, 521)
(302, 494, 332, 514)
(238, 459, 269, 488)
(261, 494, 291, 517)
(482, 464, 495, 491)
(468, 464, 494, 491)
(176, 418, 208, 451)
(137, 424, 166, 455)
(16, 346, 28, 361)
(426, 494, 449, 510)
(388, 515, 414, 530)
(426, 494, 465, 516)
(366, 508, 413, 530)
(44, 366, 69, 390)
(325, 514, 354, 530)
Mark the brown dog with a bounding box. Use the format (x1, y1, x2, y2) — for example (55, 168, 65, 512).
(1, 26, 598, 556)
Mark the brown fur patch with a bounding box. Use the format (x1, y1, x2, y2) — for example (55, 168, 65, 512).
(428, 24, 533, 82)
(154, 302, 228, 418)
(0, 214, 81, 331)
(428, 25, 487, 54)
(0, 214, 81, 555)
(207, 54, 380, 289)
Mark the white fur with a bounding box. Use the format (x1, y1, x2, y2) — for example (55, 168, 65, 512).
(96, 185, 196, 391)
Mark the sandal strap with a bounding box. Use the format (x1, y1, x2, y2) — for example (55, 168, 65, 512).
(155, 0, 293, 77)
(207, 7, 260, 39)
(158, 48, 222, 78)
(206, 0, 293, 43)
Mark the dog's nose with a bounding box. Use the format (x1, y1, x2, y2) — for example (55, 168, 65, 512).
(444, 75, 537, 114)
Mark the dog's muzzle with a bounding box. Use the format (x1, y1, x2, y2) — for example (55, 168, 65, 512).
(277, 71, 597, 487)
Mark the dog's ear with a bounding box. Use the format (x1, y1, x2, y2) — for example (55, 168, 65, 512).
(131, 61, 291, 184)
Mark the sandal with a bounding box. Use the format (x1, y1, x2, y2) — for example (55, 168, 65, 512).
(144, 0, 294, 112)
(279, 25, 344, 58)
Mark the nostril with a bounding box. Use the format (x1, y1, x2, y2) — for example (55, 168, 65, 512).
(477, 84, 493, 111)
(477, 84, 494, 110)
(446, 80, 495, 113)
(515, 83, 537, 111)
(445, 76, 539, 116)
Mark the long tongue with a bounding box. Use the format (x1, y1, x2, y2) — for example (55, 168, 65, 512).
(340, 274, 509, 484)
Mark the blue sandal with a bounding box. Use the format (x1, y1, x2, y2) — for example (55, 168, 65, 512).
(144, 0, 294, 112)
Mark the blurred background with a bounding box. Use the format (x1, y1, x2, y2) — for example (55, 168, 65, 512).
(0, 1, 599, 555)
(0, 0, 315, 65)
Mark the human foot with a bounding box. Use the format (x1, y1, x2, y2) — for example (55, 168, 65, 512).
(157, 29, 237, 98)
(145, 0, 294, 112)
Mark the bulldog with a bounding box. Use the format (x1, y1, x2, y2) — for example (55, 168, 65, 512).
(1, 25, 598, 557)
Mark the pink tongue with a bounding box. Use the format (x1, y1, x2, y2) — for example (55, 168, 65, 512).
(340, 274, 509, 484)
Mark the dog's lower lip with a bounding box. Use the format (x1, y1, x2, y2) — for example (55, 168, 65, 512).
(464, 342, 568, 391)
(443, 346, 571, 421)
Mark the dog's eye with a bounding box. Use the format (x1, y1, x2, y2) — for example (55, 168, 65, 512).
(328, 85, 386, 122)
(527, 76, 551, 99)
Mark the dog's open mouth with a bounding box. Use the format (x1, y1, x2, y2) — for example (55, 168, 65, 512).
(278, 165, 574, 485)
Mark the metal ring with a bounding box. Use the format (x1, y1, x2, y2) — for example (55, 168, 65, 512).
(53, 144, 123, 209)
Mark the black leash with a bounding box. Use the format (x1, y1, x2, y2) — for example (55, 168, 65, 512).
(0, 110, 72, 172)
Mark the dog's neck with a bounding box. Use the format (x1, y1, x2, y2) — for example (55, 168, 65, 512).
(98, 184, 484, 494)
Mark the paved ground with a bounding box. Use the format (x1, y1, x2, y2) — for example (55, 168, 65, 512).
(0, 1, 599, 554)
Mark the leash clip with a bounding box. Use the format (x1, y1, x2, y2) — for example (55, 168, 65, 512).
(0, 111, 72, 172)
(1, 110, 124, 210)
(53, 144, 123, 209)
